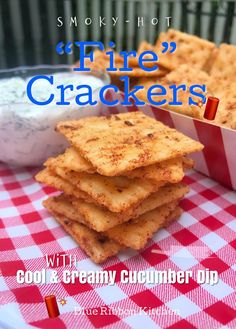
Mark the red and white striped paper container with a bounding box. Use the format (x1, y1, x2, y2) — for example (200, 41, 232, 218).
(103, 89, 236, 191)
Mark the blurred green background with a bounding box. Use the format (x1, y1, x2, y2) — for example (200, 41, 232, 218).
(0, 0, 235, 68)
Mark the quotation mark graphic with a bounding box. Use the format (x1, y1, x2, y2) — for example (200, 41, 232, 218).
(161, 41, 177, 54)
(56, 42, 73, 55)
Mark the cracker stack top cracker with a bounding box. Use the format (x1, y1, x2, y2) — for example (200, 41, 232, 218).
(56, 112, 203, 176)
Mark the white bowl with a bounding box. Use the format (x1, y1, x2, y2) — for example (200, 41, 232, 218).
(0, 65, 109, 166)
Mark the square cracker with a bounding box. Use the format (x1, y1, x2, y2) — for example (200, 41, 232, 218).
(124, 157, 185, 183)
(72, 182, 187, 231)
(45, 148, 95, 174)
(128, 183, 187, 222)
(43, 195, 88, 225)
(46, 147, 186, 183)
(54, 166, 165, 213)
(211, 85, 236, 129)
(210, 43, 236, 83)
(183, 157, 194, 169)
(35, 168, 94, 203)
(44, 206, 123, 263)
(56, 112, 203, 176)
(105, 202, 182, 249)
(165, 64, 211, 86)
(43, 183, 188, 232)
(204, 80, 236, 130)
(137, 65, 210, 119)
(155, 29, 216, 71)
(161, 65, 210, 118)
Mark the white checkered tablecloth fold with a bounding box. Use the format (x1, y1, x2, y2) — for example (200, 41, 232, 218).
(0, 163, 235, 329)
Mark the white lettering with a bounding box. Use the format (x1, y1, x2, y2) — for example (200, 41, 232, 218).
(112, 17, 118, 26)
(151, 18, 159, 25)
(85, 18, 92, 25)
(57, 16, 63, 27)
(70, 16, 78, 27)
(138, 16, 144, 27)
(165, 16, 171, 27)
(99, 16, 106, 27)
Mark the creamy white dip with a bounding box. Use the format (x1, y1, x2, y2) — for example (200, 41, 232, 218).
(0, 72, 105, 166)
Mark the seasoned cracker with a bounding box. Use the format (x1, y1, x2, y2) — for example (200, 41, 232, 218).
(58, 183, 188, 232)
(45, 207, 123, 264)
(105, 202, 181, 249)
(163, 207, 183, 227)
(124, 157, 185, 183)
(129, 183, 187, 220)
(43, 195, 88, 226)
(213, 91, 236, 129)
(46, 148, 187, 183)
(210, 43, 236, 83)
(137, 65, 210, 119)
(165, 64, 210, 86)
(182, 157, 194, 169)
(35, 168, 93, 202)
(54, 167, 165, 212)
(203, 47, 219, 73)
(45, 148, 95, 174)
(56, 112, 203, 176)
(47, 148, 185, 183)
(155, 29, 216, 70)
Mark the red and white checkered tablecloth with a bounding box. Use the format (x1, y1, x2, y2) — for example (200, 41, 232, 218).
(0, 162, 235, 329)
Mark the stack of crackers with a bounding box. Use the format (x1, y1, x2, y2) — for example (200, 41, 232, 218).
(75, 29, 236, 130)
(35, 112, 203, 263)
